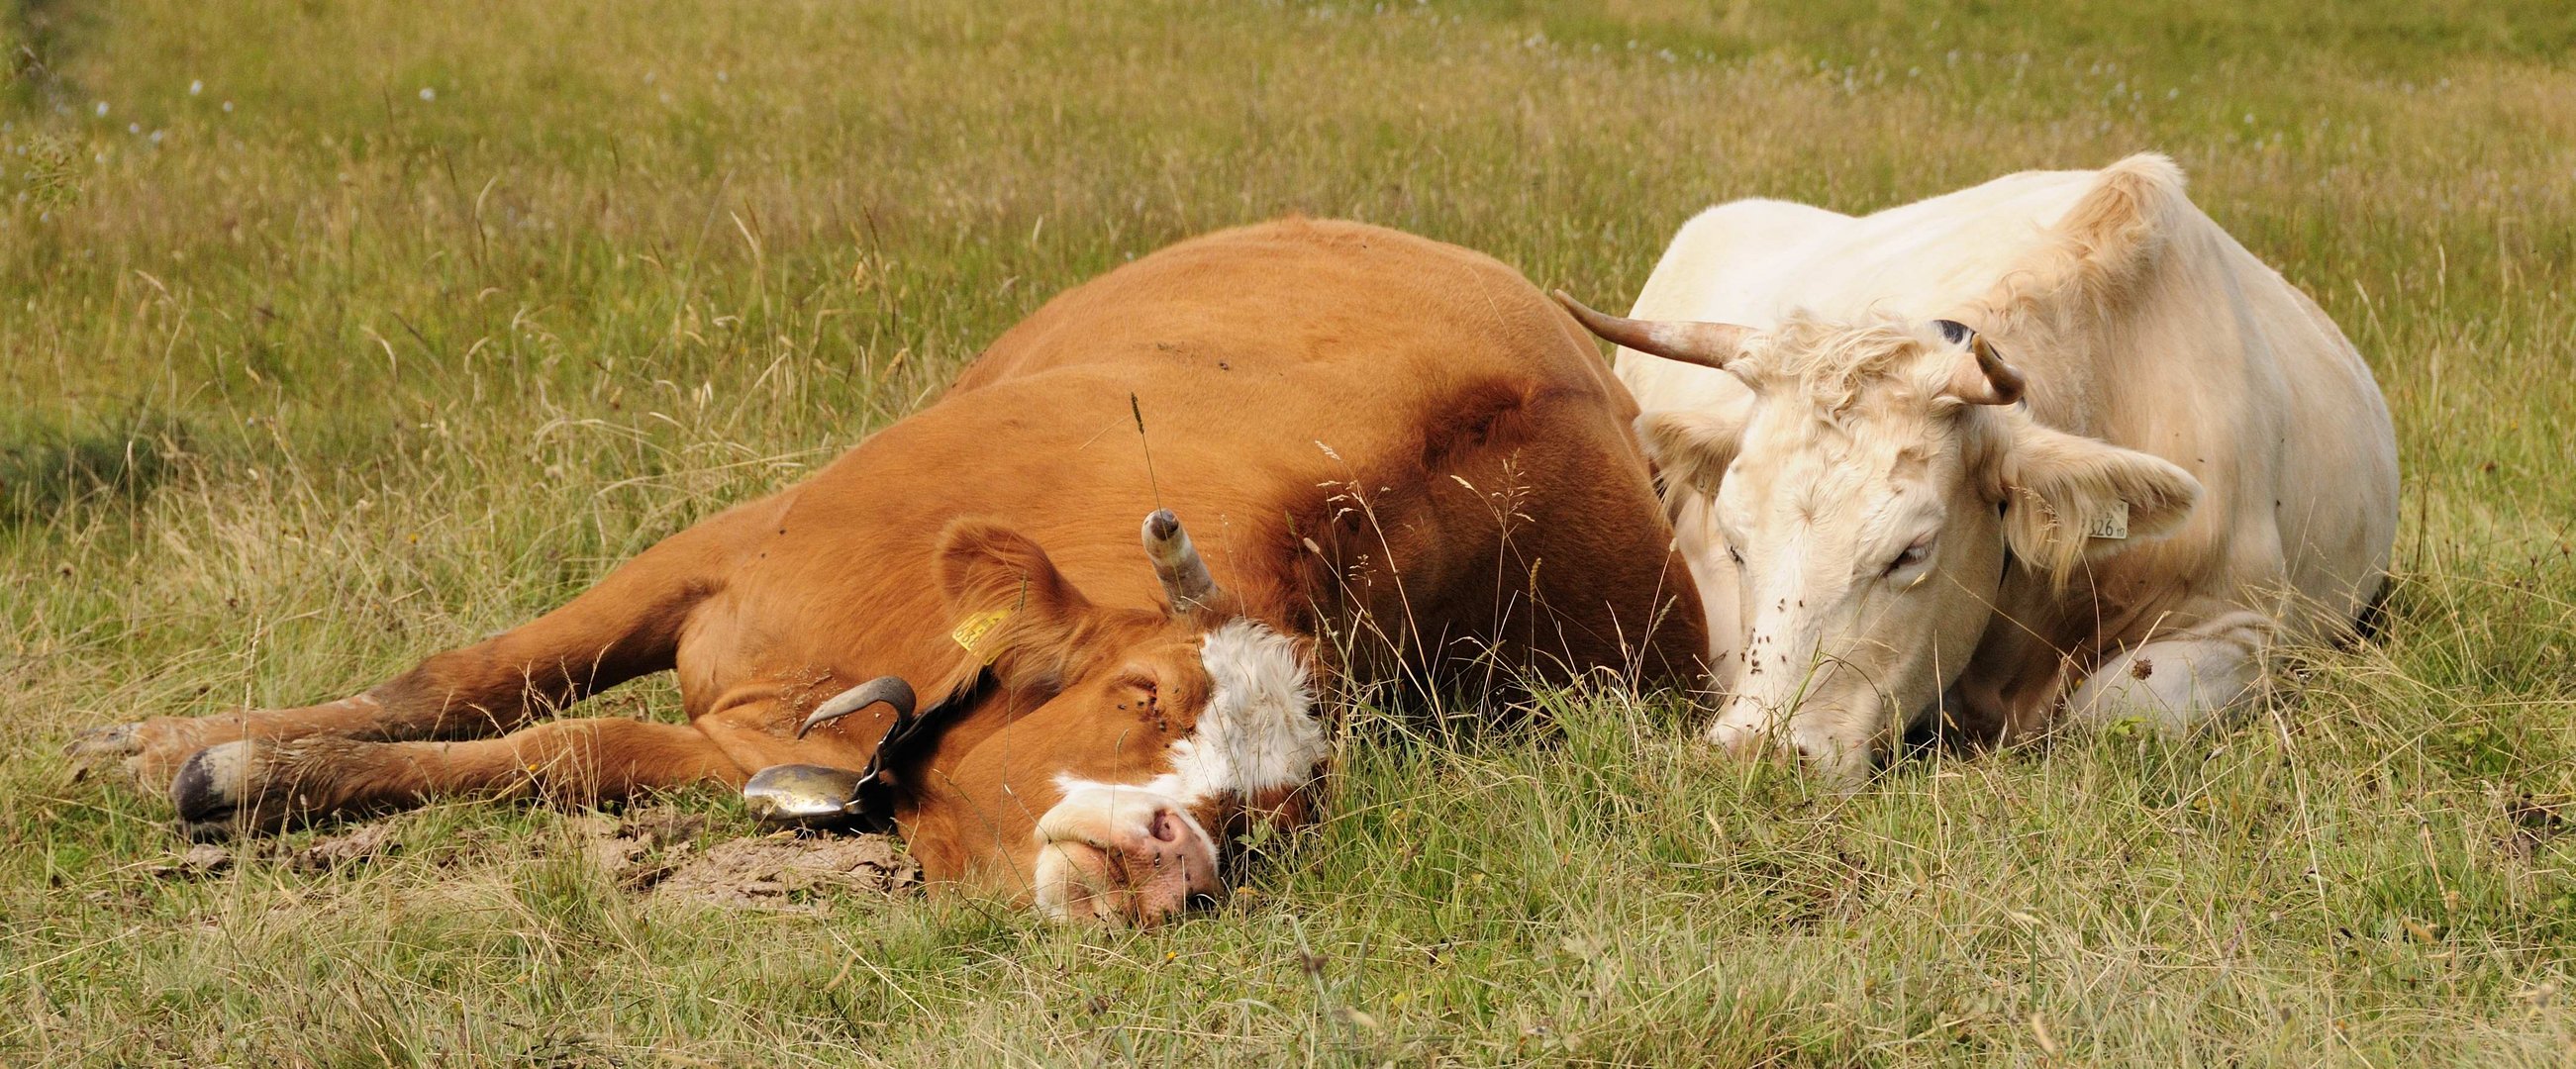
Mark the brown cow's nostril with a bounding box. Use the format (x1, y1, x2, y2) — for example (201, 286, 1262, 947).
(1150, 810, 1183, 842)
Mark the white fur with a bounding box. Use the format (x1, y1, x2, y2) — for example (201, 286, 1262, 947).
(1029, 619, 1324, 916)
(1170, 619, 1325, 802)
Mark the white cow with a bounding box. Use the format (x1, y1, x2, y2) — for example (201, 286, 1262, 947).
(1562, 153, 2397, 780)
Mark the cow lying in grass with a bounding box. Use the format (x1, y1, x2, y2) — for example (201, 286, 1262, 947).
(1563, 153, 2397, 781)
(73, 219, 1706, 923)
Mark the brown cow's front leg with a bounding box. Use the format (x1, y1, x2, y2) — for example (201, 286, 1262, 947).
(167, 718, 749, 839)
(70, 499, 762, 792)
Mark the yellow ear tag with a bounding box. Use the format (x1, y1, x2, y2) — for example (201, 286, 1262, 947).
(2086, 501, 2130, 540)
(951, 609, 1013, 665)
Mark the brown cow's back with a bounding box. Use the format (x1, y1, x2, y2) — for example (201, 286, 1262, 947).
(681, 219, 1701, 747)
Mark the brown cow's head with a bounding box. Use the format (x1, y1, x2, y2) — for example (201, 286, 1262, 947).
(904, 510, 1329, 924)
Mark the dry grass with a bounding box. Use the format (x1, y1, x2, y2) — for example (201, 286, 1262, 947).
(3, 0, 2573, 1064)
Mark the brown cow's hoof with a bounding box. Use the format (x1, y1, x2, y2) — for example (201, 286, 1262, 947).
(172, 737, 376, 840)
(171, 740, 270, 840)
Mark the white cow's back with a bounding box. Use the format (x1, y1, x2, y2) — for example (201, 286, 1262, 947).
(1618, 169, 2105, 408)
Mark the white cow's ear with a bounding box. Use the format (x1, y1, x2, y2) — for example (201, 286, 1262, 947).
(1996, 422, 2199, 576)
(1636, 408, 1746, 497)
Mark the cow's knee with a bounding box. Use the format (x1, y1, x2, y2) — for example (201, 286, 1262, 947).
(2066, 636, 2264, 732)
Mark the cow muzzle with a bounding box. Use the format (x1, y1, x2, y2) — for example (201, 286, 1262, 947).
(1031, 784, 1223, 926)
(1705, 696, 1878, 785)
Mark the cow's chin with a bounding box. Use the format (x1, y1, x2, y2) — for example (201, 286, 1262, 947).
(1029, 781, 1223, 926)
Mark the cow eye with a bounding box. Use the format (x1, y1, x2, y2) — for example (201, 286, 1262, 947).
(1885, 535, 1934, 577)
(1113, 674, 1159, 706)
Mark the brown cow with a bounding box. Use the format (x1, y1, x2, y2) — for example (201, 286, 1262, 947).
(71, 219, 1705, 923)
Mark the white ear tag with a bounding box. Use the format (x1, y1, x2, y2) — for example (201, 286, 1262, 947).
(2086, 501, 2130, 540)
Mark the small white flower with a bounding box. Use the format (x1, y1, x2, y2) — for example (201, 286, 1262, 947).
(222, 101, 235, 113)
(94, 101, 109, 117)
(419, 87, 436, 101)
(189, 79, 204, 95)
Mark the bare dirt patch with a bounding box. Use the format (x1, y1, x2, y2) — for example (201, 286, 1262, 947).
(140, 805, 920, 909)
(646, 834, 919, 908)
(573, 805, 920, 908)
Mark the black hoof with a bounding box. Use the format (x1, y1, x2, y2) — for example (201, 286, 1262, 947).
(170, 743, 244, 828)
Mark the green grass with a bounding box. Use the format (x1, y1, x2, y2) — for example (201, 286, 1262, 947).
(4, 0, 2573, 1063)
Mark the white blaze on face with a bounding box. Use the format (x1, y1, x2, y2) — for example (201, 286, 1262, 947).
(1033, 619, 1325, 918)
(1168, 619, 1326, 804)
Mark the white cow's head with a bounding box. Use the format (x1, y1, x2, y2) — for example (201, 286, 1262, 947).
(1559, 295, 2200, 781)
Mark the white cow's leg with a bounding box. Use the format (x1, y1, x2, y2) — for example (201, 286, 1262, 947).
(2065, 613, 2272, 732)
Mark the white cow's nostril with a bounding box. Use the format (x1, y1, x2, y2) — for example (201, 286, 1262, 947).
(1149, 810, 1183, 842)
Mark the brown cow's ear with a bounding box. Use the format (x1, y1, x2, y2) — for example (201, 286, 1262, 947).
(1636, 407, 1748, 499)
(936, 520, 1105, 696)
(1995, 422, 2200, 577)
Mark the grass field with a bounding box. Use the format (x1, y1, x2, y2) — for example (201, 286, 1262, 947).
(6, 0, 2575, 1064)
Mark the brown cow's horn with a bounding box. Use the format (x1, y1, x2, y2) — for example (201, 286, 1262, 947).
(1552, 291, 1753, 371)
(1932, 319, 2027, 407)
(797, 675, 917, 739)
(1142, 509, 1220, 613)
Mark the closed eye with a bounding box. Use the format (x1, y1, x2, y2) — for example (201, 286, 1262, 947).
(1114, 674, 1160, 709)
(1885, 535, 1934, 578)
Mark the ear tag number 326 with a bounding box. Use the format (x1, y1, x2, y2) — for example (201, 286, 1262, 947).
(2087, 502, 2130, 540)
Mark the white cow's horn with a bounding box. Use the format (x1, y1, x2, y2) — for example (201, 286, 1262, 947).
(1933, 319, 2027, 407)
(1552, 291, 1753, 371)
(1142, 509, 1220, 613)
